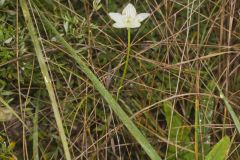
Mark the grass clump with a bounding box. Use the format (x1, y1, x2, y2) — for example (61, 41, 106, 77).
(0, 0, 240, 159)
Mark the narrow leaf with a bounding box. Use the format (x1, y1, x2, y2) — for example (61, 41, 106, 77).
(19, 0, 71, 159)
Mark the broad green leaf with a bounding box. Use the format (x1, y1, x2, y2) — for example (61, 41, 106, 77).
(205, 136, 230, 160)
(200, 80, 215, 153)
(163, 101, 194, 160)
(164, 101, 190, 142)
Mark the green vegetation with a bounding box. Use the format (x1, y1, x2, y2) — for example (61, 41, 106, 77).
(0, 0, 240, 159)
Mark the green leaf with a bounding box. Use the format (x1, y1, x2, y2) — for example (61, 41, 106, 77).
(163, 101, 190, 142)
(200, 80, 215, 153)
(205, 136, 230, 160)
(163, 101, 193, 159)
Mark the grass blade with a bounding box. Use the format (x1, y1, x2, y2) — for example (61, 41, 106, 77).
(215, 84, 240, 134)
(219, 90, 240, 134)
(33, 97, 39, 160)
(19, 0, 71, 159)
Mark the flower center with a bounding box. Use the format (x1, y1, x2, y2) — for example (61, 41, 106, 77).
(124, 16, 133, 26)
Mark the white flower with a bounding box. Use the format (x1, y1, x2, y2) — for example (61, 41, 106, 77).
(108, 3, 150, 29)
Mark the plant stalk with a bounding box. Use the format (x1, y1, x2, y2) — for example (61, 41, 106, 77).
(117, 28, 131, 99)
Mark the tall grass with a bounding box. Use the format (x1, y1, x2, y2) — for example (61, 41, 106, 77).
(20, 0, 71, 159)
(0, 0, 240, 159)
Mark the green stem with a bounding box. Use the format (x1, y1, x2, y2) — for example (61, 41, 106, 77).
(33, 94, 39, 160)
(117, 28, 131, 100)
(194, 97, 199, 160)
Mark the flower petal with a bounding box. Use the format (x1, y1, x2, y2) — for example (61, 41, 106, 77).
(113, 22, 126, 28)
(129, 21, 141, 28)
(122, 3, 136, 17)
(136, 13, 150, 22)
(108, 13, 123, 23)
